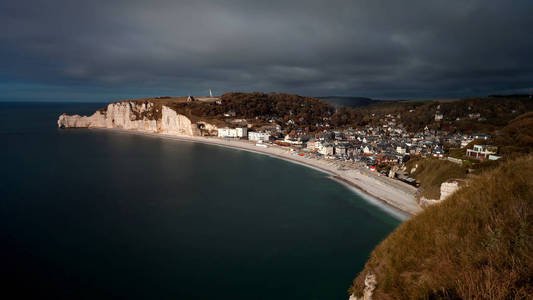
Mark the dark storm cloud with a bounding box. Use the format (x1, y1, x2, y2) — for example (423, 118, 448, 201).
(1, 0, 532, 100)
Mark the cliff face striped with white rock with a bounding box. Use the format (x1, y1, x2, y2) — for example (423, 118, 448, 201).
(58, 101, 215, 136)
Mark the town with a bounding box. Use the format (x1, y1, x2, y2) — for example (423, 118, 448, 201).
(214, 106, 502, 186)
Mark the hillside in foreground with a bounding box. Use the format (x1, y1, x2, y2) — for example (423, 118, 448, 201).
(350, 155, 533, 299)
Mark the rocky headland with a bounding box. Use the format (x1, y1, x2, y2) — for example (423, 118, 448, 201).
(58, 100, 218, 136)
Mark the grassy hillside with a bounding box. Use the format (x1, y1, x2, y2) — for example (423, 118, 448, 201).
(350, 155, 533, 299)
(495, 112, 533, 156)
(446, 111, 533, 163)
(405, 159, 468, 199)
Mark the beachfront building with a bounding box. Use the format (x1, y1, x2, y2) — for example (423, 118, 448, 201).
(317, 142, 334, 155)
(248, 131, 271, 142)
(305, 138, 317, 151)
(283, 134, 303, 145)
(335, 144, 348, 156)
(217, 127, 247, 138)
(236, 127, 247, 138)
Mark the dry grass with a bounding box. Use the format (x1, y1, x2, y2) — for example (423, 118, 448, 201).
(351, 155, 533, 299)
(406, 159, 468, 199)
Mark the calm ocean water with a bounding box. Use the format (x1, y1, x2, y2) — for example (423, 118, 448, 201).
(0, 102, 400, 299)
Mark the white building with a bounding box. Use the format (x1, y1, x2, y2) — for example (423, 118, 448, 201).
(236, 127, 247, 137)
(317, 142, 334, 155)
(461, 138, 473, 148)
(363, 145, 375, 154)
(466, 145, 497, 160)
(283, 135, 303, 145)
(336, 144, 347, 155)
(396, 146, 406, 154)
(248, 131, 271, 142)
(217, 127, 247, 138)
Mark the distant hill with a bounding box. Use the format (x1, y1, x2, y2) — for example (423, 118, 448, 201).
(319, 96, 376, 108)
(350, 155, 533, 299)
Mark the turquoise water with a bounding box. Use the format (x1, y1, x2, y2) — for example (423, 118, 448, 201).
(0, 102, 400, 299)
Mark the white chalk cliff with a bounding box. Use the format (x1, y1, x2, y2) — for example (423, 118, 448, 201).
(160, 105, 200, 136)
(349, 273, 377, 300)
(58, 101, 216, 136)
(419, 179, 464, 207)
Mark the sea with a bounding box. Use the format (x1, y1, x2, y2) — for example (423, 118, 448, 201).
(0, 102, 400, 299)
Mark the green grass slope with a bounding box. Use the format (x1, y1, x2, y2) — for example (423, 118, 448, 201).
(350, 155, 533, 299)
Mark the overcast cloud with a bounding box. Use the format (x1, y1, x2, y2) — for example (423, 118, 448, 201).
(1, 0, 532, 101)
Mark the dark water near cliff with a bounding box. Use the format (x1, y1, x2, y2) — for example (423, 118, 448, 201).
(0, 102, 400, 299)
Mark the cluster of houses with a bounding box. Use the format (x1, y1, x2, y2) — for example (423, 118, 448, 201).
(216, 111, 501, 168)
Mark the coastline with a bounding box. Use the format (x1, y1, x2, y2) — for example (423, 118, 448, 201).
(91, 128, 422, 219)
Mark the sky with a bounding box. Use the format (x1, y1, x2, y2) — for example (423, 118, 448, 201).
(1, 0, 532, 102)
